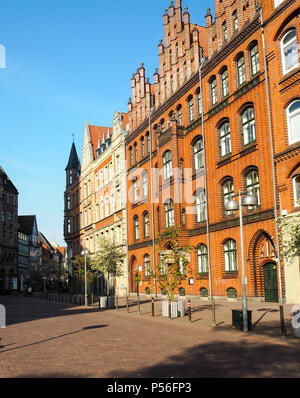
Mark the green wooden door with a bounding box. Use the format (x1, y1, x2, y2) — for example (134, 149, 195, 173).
(263, 263, 278, 303)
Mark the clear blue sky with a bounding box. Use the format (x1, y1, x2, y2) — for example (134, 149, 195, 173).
(0, 0, 215, 246)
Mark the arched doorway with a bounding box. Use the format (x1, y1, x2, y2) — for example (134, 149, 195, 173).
(263, 262, 278, 303)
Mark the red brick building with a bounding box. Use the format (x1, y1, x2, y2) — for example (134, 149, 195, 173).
(125, 0, 299, 302)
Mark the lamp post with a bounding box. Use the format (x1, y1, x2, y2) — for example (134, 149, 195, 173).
(225, 191, 257, 332)
(81, 248, 90, 307)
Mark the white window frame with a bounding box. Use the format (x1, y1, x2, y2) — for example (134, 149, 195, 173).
(281, 29, 299, 75)
(287, 100, 300, 144)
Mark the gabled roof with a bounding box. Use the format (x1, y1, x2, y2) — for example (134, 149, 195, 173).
(66, 142, 80, 170)
(0, 166, 18, 195)
(89, 125, 113, 158)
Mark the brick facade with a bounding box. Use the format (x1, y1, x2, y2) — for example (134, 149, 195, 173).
(125, 0, 300, 302)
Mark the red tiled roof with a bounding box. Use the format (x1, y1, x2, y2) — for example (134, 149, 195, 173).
(89, 125, 113, 159)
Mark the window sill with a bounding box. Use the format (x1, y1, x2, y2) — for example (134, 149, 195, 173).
(224, 272, 238, 278)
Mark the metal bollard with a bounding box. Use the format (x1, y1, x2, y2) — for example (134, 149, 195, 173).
(188, 300, 192, 323)
(212, 299, 216, 327)
(280, 305, 286, 338)
(169, 300, 172, 319)
(152, 297, 155, 317)
(116, 296, 118, 311)
(126, 296, 129, 313)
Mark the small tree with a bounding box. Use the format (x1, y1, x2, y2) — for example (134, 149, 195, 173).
(46, 260, 68, 292)
(72, 255, 94, 294)
(153, 226, 194, 302)
(90, 238, 126, 297)
(28, 265, 43, 292)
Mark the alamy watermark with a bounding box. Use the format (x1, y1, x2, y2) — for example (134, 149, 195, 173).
(0, 305, 6, 328)
(0, 44, 6, 69)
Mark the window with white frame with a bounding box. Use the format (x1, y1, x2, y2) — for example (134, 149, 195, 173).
(133, 178, 138, 203)
(134, 216, 139, 240)
(242, 107, 256, 145)
(194, 138, 204, 171)
(274, 0, 284, 8)
(223, 179, 234, 215)
(223, 21, 228, 41)
(196, 189, 207, 223)
(293, 175, 300, 206)
(246, 169, 261, 208)
(281, 29, 298, 75)
(210, 77, 217, 106)
(250, 43, 260, 76)
(142, 171, 148, 199)
(221, 68, 229, 98)
(144, 212, 150, 238)
(144, 254, 151, 277)
(165, 199, 174, 227)
(237, 54, 246, 86)
(220, 121, 231, 157)
(163, 151, 172, 180)
(177, 105, 183, 126)
(224, 239, 238, 272)
(198, 244, 208, 274)
(188, 96, 194, 122)
(287, 100, 300, 144)
(233, 10, 238, 31)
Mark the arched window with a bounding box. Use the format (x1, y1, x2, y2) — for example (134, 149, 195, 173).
(179, 287, 186, 296)
(134, 216, 139, 241)
(281, 29, 298, 75)
(165, 199, 174, 227)
(134, 142, 138, 163)
(200, 287, 209, 297)
(293, 175, 300, 206)
(250, 43, 260, 76)
(142, 171, 148, 199)
(224, 239, 238, 272)
(198, 244, 208, 274)
(133, 178, 138, 203)
(67, 219, 71, 234)
(223, 179, 234, 215)
(169, 50, 172, 66)
(242, 107, 256, 145)
(227, 287, 237, 298)
(146, 132, 150, 154)
(177, 105, 183, 126)
(197, 89, 203, 116)
(210, 77, 217, 106)
(246, 169, 261, 208)
(237, 54, 246, 86)
(163, 151, 172, 180)
(222, 20, 228, 42)
(161, 119, 165, 133)
(196, 189, 206, 222)
(129, 147, 133, 166)
(188, 96, 194, 122)
(194, 138, 204, 170)
(141, 137, 145, 158)
(144, 212, 150, 238)
(221, 68, 229, 98)
(67, 195, 71, 210)
(220, 121, 231, 157)
(144, 254, 151, 277)
(69, 170, 73, 185)
(287, 100, 300, 144)
(145, 287, 151, 295)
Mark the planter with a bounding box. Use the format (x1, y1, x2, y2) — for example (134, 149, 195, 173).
(162, 300, 185, 318)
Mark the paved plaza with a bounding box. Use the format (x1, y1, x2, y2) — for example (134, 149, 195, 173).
(0, 295, 300, 378)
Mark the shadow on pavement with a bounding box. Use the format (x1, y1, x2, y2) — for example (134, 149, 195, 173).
(107, 339, 300, 378)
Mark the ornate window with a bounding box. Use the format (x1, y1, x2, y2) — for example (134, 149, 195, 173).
(177, 105, 183, 126)
(227, 287, 237, 298)
(224, 240, 238, 272)
(200, 287, 208, 297)
(287, 100, 300, 144)
(163, 151, 172, 180)
(281, 29, 298, 75)
(198, 244, 208, 274)
(194, 138, 204, 171)
(242, 107, 256, 145)
(165, 199, 174, 227)
(220, 121, 231, 157)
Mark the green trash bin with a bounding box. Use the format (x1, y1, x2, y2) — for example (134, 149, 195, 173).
(232, 309, 252, 330)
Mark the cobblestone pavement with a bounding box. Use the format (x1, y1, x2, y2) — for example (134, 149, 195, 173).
(0, 295, 300, 378)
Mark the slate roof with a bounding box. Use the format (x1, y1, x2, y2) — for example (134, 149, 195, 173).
(66, 142, 80, 170)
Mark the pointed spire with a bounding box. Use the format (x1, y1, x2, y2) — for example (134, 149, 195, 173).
(66, 142, 80, 171)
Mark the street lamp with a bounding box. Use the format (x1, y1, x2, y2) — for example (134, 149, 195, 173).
(81, 248, 90, 307)
(225, 191, 257, 332)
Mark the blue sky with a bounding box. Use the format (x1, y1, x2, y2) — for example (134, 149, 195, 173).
(0, 0, 214, 245)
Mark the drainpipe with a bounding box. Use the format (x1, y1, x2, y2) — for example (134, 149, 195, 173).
(260, 9, 284, 304)
(149, 105, 157, 298)
(199, 50, 215, 319)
